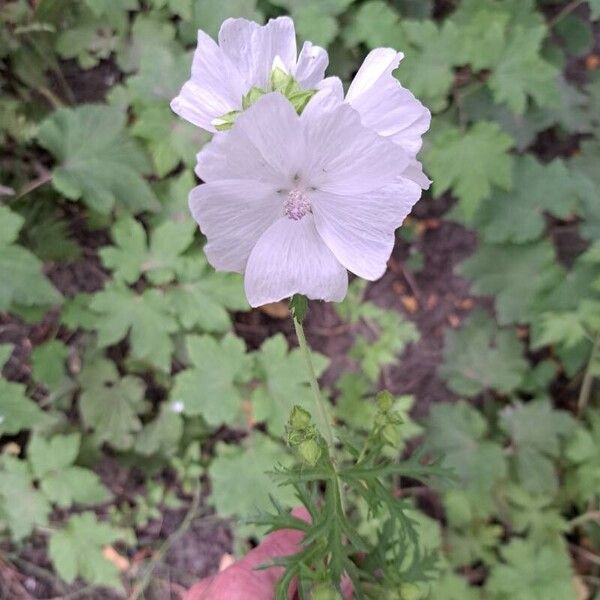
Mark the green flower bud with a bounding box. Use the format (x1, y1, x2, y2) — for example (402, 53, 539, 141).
(376, 390, 394, 413)
(298, 439, 321, 466)
(399, 582, 422, 600)
(289, 405, 312, 430)
(311, 583, 343, 600)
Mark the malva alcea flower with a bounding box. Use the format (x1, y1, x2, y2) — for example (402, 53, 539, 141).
(170, 16, 329, 132)
(189, 93, 422, 307)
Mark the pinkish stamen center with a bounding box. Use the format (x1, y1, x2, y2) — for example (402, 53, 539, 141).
(284, 189, 311, 220)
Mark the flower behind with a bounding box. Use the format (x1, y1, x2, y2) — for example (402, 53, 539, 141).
(190, 93, 422, 307)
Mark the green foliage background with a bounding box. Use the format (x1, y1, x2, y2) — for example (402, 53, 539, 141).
(1, 0, 600, 597)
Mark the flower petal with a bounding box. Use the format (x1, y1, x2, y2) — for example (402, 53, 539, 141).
(170, 30, 245, 132)
(301, 102, 409, 195)
(294, 41, 328, 88)
(219, 17, 297, 90)
(189, 180, 281, 273)
(311, 178, 421, 280)
(244, 215, 348, 307)
(403, 159, 431, 190)
(301, 76, 344, 121)
(196, 93, 304, 185)
(346, 48, 431, 156)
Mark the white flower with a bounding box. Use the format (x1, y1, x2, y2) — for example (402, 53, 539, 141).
(189, 93, 422, 307)
(314, 48, 432, 189)
(170, 16, 329, 133)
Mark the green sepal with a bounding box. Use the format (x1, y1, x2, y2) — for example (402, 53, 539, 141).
(213, 110, 239, 131)
(290, 293, 309, 323)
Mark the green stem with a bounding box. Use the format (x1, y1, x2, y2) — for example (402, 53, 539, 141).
(547, 0, 585, 28)
(293, 317, 335, 448)
(578, 333, 600, 416)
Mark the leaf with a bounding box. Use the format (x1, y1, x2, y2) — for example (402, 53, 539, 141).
(168, 254, 249, 333)
(28, 433, 111, 507)
(486, 539, 575, 600)
(439, 310, 527, 396)
(500, 400, 575, 496)
(565, 412, 600, 504)
(344, 1, 402, 48)
(0, 456, 51, 541)
(80, 376, 148, 450)
(487, 25, 560, 115)
(208, 432, 295, 520)
(0, 344, 13, 370)
(458, 240, 563, 325)
(252, 334, 329, 435)
(425, 122, 513, 219)
(0, 379, 47, 435)
(589, 0, 600, 19)
(396, 20, 459, 113)
(99, 217, 196, 285)
(170, 334, 251, 427)
(424, 401, 507, 499)
(89, 283, 178, 371)
(472, 156, 580, 243)
(49, 512, 124, 589)
(38, 104, 159, 214)
(31, 339, 69, 390)
(134, 403, 183, 456)
(0, 205, 61, 310)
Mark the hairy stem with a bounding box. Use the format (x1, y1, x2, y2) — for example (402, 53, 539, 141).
(293, 316, 335, 448)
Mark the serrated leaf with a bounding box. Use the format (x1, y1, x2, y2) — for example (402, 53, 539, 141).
(134, 403, 183, 456)
(0, 456, 51, 541)
(252, 334, 328, 435)
(49, 512, 124, 589)
(0, 379, 48, 435)
(473, 156, 579, 243)
(425, 122, 513, 219)
(486, 539, 575, 600)
(80, 376, 148, 450)
(31, 339, 69, 390)
(170, 334, 251, 427)
(439, 310, 527, 396)
(487, 26, 559, 114)
(38, 104, 159, 214)
(89, 283, 178, 371)
(208, 432, 295, 520)
(344, 1, 402, 48)
(458, 240, 562, 325)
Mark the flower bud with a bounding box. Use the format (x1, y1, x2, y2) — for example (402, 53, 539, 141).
(298, 439, 321, 466)
(289, 405, 312, 430)
(311, 583, 343, 600)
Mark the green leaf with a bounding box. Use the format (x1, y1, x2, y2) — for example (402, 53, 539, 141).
(425, 122, 513, 219)
(0, 379, 47, 435)
(589, 0, 600, 19)
(89, 283, 178, 371)
(208, 432, 295, 520)
(38, 104, 159, 214)
(424, 401, 507, 503)
(344, 1, 402, 48)
(439, 310, 527, 396)
(28, 433, 111, 507)
(472, 156, 579, 243)
(0, 205, 61, 310)
(134, 403, 183, 456)
(565, 412, 600, 504)
(500, 400, 575, 496)
(458, 240, 562, 325)
(0, 344, 13, 370)
(252, 334, 328, 435)
(487, 26, 559, 114)
(486, 539, 575, 600)
(167, 254, 249, 333)
(170, 334, 251, 427)
(555, 15, 593, 57)
(80, 375, 148, 450)
(99, 217, 195, 285)
(49, 512, 124, 589)
(31, 339, 69, 390)
(0, 456, 51, 541)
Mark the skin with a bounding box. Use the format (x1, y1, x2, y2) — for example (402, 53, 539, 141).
(183, 508, 353, 600)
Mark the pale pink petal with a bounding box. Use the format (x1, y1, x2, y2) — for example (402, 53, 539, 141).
(346, 48, 431, 156)
(170, 30, 246, 132)
(403, 159, 431, 190)
(218, 17, 297, 90)
(196, 93, 304, 186)
(294, 41, 328, 88)
(311, 178, 421, 280)
(244, 215, 348, 307)
(301, 102, 409, 195)
(301, 76, 344, 121)
(189, 180, 281, 273)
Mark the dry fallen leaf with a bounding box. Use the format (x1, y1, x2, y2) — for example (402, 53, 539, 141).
(218, 553, 235, 572)
(103, 546, 130, 572)
(585, 54, 600, 70)
(259, 302, 289, 319)
(400, 295, 419, 314)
